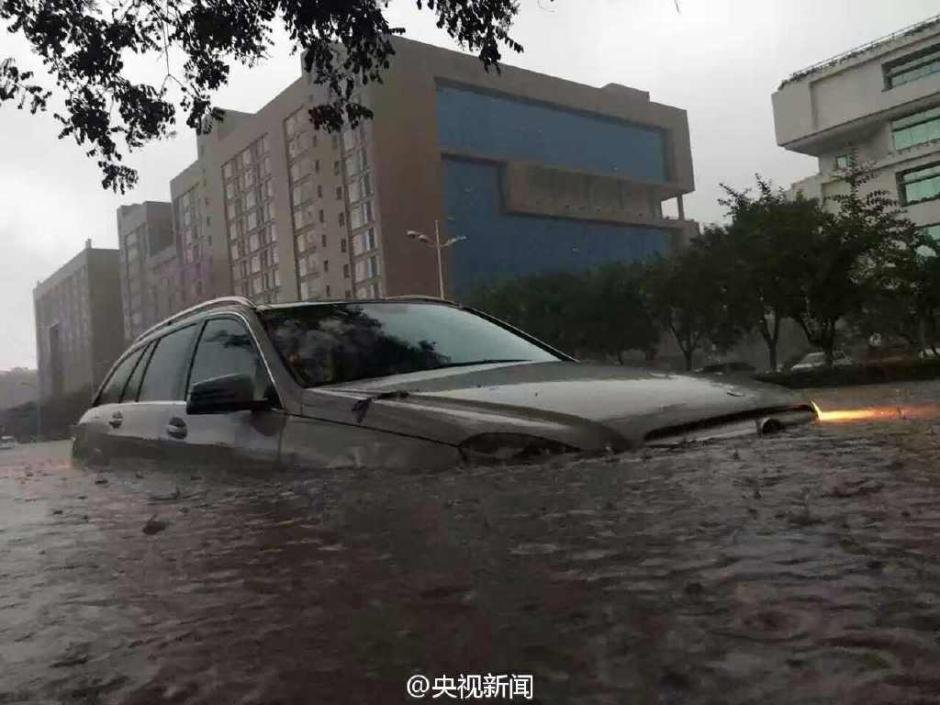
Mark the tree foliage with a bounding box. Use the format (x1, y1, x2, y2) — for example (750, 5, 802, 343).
(1, 0, 533, 191)
(644, 228, 747, 371)
(719, 177, 825, 370)
(790, 155, 924, 365)
(468, 263, 659, 363)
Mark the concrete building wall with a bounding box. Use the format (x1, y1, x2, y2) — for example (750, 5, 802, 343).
(33, 243, 124, 402)
(116, 201, 178, 341)
(86, 249, 126, 387)
(775, 15, 940, 234)
(130, 36, 695, 312)
(365, 37, 697, 299)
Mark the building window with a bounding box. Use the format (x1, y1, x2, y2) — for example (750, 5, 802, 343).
(340, 238, 347, 253)
(343, 263, 350, 278)
(899, 162, 940, 205)
(321, 233, 327, 248)
(317, 184, 323, 199)
(893, 106, 940, 151)
(834, 154, 850, 170)
(885, 44, 940, 89)
(338, 212, 345, 227)
(336, 186, 343, 201)
(326, 285, 332, 297)
(318, 209, 325, 224)
(324, 259, 329, 273)
(924, 223, 940, 241)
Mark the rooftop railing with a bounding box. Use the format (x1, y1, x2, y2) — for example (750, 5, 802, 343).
(779, 14, 940, 88)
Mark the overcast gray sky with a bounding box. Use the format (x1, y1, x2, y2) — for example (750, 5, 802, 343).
(2, 0, 938, 370)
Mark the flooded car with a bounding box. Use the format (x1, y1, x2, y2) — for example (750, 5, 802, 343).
(71, 296, 817, 471)
(0, 435, 17, 450)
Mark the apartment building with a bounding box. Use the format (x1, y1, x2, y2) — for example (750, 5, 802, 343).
(33, 240, 124, 404)
(773, 15, 940, 237)
(116, 201, 180, 341)
(156, 37, 695, 306)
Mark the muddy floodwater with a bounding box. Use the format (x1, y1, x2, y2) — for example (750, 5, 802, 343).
(4, 382, 940, 704)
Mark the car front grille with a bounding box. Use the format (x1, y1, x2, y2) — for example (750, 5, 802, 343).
(643, 405, 818, 447)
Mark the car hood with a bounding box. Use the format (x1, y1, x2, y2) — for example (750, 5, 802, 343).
(302, 361, 814, 449)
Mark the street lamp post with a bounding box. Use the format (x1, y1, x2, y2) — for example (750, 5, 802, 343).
(405, 219, 466, 299)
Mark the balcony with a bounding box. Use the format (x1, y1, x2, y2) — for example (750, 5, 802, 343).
(773, 17, 940, 155)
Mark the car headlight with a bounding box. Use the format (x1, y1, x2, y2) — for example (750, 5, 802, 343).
(459, 433, 577, 465)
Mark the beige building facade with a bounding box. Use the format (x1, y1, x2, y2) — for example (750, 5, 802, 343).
(33, 241, 125, 402)
(116, 201, 179, 341)
(150, 36, 695, 310)
(773, 15, 940, 238)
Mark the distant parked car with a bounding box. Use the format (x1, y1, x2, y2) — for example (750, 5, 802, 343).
(696, 361, 756, 376)
(0, 436, 17, 450)
(790, 351, 854, 372)
(919, 347, 940, 359)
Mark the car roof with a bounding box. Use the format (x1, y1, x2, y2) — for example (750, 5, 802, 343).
(133, 295, 460, 346)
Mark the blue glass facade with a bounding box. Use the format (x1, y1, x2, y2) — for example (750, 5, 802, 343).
(443, 159, 669, 296)
(435, 85, 673, 296)
(436, 84, 668, 181)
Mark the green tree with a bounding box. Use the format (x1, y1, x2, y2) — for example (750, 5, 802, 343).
(719, 177, 825, 371)
(468, 264, 661, 363)
(575, 263, 660, 363)
(791, 155, 923, 366)
(644, 230, 746, 371)
(1, 0, 534, 191)
(468, 272, 587, 355)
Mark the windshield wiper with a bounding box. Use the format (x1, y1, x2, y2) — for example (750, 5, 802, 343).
(431, 359, 531, 370)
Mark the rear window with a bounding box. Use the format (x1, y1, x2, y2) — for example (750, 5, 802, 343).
(138, 325, 199, 401)
(96, 347, 145, 406)
(122, 341, 154, 402)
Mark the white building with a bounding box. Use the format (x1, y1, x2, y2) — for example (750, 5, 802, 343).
(773, 14, 940, 240)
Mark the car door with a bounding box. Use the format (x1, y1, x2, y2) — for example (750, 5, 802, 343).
(73, 344, 147, 467)
(157, 314, 286, 473)
(135, 323, 202, 471)
(102, 340, 163, 466)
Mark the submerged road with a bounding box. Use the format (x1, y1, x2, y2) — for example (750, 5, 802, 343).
(3, 382, 940, 704)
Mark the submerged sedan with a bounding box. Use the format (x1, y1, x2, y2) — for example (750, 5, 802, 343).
(72, 297, 816, 471)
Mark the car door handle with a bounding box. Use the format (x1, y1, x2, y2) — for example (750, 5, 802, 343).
(108, 412, 123, 429)
(166, 417, 188, 440)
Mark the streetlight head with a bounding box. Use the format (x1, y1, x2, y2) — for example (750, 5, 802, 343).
(407, 230, 430, 243)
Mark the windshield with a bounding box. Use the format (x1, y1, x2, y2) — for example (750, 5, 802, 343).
(259, 302, 561, 387)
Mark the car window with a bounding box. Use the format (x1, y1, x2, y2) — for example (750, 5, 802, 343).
(122, 341, 154, 402)
(138, 325, 199, 402)
(188, 317, 276, 402)
(96, 347, 145, 406)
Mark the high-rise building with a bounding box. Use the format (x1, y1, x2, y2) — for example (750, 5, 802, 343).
(773, 14, 940, 237)
(116, 201, 180, 341)
(156, 37, 695, 306)
(33, 240, 124, 408)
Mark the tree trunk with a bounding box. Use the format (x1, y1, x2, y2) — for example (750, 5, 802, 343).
(758, 314, 782, 373)
(823, 322, 836, 368)
(683, 347, 694, 371)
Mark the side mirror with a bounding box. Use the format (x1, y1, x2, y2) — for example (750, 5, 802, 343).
(186, 373, 269, 415)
